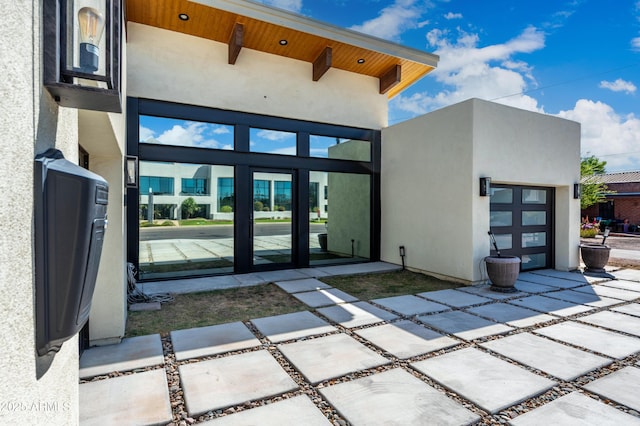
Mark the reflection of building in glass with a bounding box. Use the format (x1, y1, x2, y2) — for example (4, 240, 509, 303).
(139, 162, 328, 220)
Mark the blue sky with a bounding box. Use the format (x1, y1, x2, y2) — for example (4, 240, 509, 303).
(142, 0, 640, 173)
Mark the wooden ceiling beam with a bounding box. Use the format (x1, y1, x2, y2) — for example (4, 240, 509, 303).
(312, 46, 332, 81)
(379, 64, 401, 94)
(228, 22, 244, 65)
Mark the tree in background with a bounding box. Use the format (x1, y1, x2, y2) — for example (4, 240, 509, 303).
(181, 197, 198, 219)
(580, 155, 614, 210)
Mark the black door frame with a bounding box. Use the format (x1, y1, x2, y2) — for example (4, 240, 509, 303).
(490, 184, 555, 271)
(126, 97, 381, 280)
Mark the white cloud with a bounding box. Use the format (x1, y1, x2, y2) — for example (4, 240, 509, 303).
(269, 146, 297, 155)
(154, 122, 223, 149)
(444, 12, 462, 20)
(632, 37, 640, 51)
(349, 0, 428, 41)
(392, 26, 545, 116)
(139, 125, 155, 141)
(256, 130, 295, 141)
(213, 126, 231, 134)
(261, 0, 302, 13)
(599, 78, 637, 94)
(556, 100, 640, 172)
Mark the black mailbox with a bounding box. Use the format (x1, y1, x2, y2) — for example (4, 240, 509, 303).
(34, 149, 109, 357)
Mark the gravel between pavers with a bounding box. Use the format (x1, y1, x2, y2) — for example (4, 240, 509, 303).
(82, 270, 640, 426)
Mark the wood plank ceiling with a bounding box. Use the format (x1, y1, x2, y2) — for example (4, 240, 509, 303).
(125, 0, 437, 98)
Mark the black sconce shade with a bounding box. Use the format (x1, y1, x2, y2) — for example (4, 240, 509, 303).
(574, 183, 581, 199)
(125, 156, 138, 188)
(43, 0, 122, 112)
(479, 177, 491, 197)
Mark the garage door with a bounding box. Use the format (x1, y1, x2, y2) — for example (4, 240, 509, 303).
(490, 185, 554, 271)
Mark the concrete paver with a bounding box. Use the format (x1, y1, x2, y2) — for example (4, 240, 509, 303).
(79, 334, 164, 379)
(320, 368, 479, 425)
(316, 301, 397, 328)
(417, 288, 492, 308)
(465, 303, 556, 328)
(518, 272, 586, 289)
(611, 303, 640, 317)
(541, 289, 622, 307)
(200, 395, 331, 425)
(599, 279, 640, 293)
(584, 366, 640, 412)
(412, 347, 555, 413)
(274, 278, 331, 293)
(510, 391, 640, 425)
(528, 269, 591, 283)
(354, 320, 459, 359)
(179, 350, 298, 416)
(170, 322, 261, 361)
(578, 310, 640, 337)
(291, 288, 358, 307)
(372, 294, 450, 316)
(481, 333, 611, 380)
(509, 295, 595, 317)
(610, 268, 640, 282)
(457, 284, 527, 300)
(278, 334, 389, 384)
(251, 311, 336, 342)
(514, 280, 558, 294)
(572, 284, 640, 301)
(417, 310, 513, 341)
(534, 321, 640, 358)
(79, 369, 172, 425)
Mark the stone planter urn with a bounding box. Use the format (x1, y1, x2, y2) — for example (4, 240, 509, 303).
(484, 255, 521, 293)
(580, 244, 611, 274)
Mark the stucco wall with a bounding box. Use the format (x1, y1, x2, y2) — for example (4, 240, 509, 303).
(381, 99, 581, 283)
(126, 23, 388, 129)
(0, 1, 79, 423)
(381, 102, 476, 282)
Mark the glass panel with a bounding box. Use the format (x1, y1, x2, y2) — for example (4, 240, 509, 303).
(490, 211, 512, 227)
(253, 172, 292, 265)
(491, 234, 512, 250)
(521, 253, 546, 270)
(250, 128, 296, 155)
(522, 211, 546, 226)
(310, 135, 371, 161)
(138, 162, 234, 279)
(490, 187, 513, 204)
(522, 232, 546, 248)
(309, 171, 370, 265)
(139, 115, 234, 149)
(522, 189, 547, 204)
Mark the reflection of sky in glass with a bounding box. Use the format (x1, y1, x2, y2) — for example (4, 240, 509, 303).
(139, 115, 234, 150)
(250, 128, 296, 155)
(310, 135, 347, 158)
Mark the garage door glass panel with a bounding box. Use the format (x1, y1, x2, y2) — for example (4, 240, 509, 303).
(522, 253, 546, 270)
(522, 189, 546, 204)
(522, 232, 546, 248)
(250, 128, 297, 156)
(492, 234, 512, 250)
(522, 211, 546, 226)
(490, 211, 512, 227)
(139, 115, 234, 150)
(490, 188, 513, 203)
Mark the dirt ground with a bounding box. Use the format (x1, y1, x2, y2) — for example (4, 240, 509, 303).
(582, 235, 640, 250)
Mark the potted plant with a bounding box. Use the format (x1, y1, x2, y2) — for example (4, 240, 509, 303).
(580, 229, 611, 274)
(485, 231, 521, 293)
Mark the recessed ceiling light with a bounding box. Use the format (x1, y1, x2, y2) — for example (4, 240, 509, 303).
(357, 58, 365, 64)
(178, 13, 189, 21)
(279, 39, 288, 46)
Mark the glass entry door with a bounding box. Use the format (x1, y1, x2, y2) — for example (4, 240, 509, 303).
(252, 170, 294, 268)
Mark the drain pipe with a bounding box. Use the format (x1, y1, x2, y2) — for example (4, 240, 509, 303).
(399, 246, 406, 270)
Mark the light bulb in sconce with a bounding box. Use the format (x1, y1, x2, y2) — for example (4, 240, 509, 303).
(78, 6, 105, 72)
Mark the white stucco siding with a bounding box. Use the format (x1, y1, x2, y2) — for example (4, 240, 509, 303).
(126, 23, 388, 129)
(0, 1, 80, 423)
(381, 98, 581, 284)
(381, 103, 476, 282)
(470, 99, 581, 274)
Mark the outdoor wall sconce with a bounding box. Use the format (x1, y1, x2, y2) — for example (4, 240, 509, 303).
(43, 0, 122, 112)
(479, 177, 491, 196)
(574, 183, 581, 199)
(125, 156, 138, 188)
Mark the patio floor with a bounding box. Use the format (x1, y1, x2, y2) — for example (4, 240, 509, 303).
(80, 264, 640, 425)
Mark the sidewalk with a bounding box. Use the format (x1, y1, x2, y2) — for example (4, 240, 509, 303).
(80, 265, 640, 425)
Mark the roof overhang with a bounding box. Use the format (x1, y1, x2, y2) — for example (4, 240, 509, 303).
(125, 0, 439, 98)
